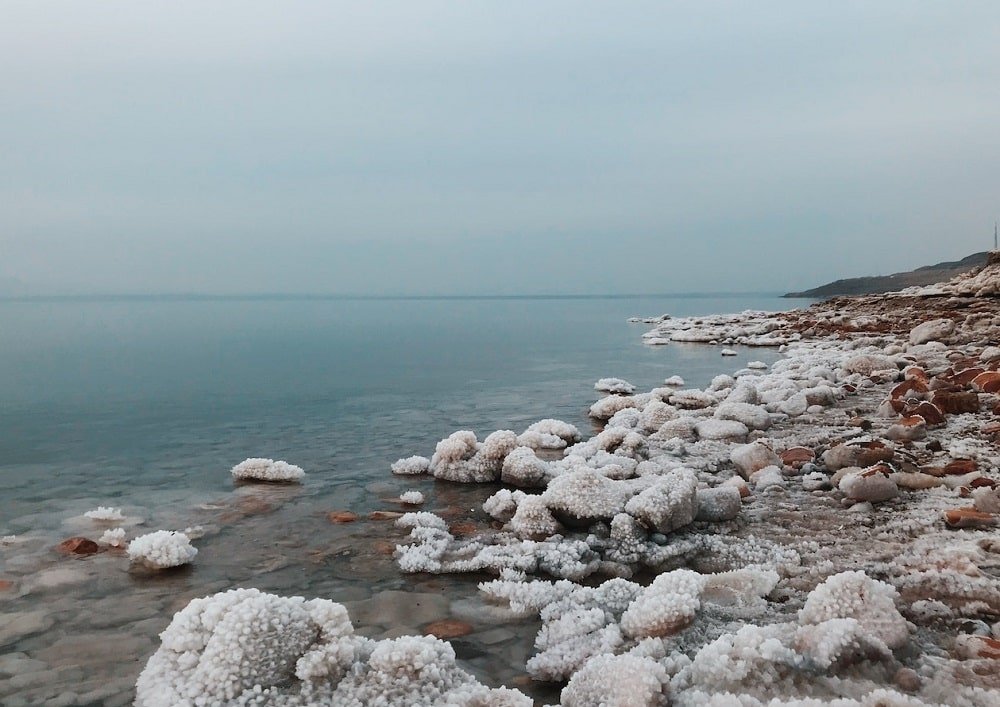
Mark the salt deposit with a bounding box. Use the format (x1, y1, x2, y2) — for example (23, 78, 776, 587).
(231, 458, 306, 482)
(127, 530, 197, 570)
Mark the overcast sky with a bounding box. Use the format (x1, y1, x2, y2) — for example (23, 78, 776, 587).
(2, 2, 998, 295)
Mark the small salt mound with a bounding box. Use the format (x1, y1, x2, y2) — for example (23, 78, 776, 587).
(231, 458, 305, 483)
(560, 653, 669, 706)
(127, 530, 197, 570)
(746, 360, 768, 370)
(85, 506, 125, 522)
(391, 455, 431, 475)
(99, 527, 127, 548)
(663, 375, 685, 386)
(595, 377, 636, 395)
(798, 570, 910, 650)
(721, 348, 738, 356)
(399, 491, 424, 505)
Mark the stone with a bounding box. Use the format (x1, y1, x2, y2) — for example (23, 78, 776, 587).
(822, 441, 893, 471)
(368, 511, 403, 521)
(694, 486, 742, 522)
(423, 619, 474, 639)
(931, 391, 979, 414)
(886, 416, 927, 442)
(55, 537, 99, 555)
(891, 379, 928, 400)
(972, 371, 1000, 393)
(839, 465, 898, 503)
(973, 487, 1000, 514)
(780, 446, 815, 468)
(943, 508, 997, 529)
(944, 459, 978, 475)
(327, 511, 358, 523)
(843, 354, 898, 376)
(955, 635, 1000, 660)
(979, 346, 1000, 363)
(909, 318, 955, 345)
(731, 441, 780, 480)
(694, 419, 749, 442)
(905, 401, 946, 427)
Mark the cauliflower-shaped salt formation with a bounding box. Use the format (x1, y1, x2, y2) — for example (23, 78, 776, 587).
(100, 527, 127, 548)
(561, 653, 669, 706)
(399, 491, 424, 505)
(391, 455, 430, 475)
(524, 419, 582, 444)
(501, 446, 550, 488)
(798, 571, 910, 650)
(595, 377, 637, 394)
(231, 457, 305, 482)
(663, 375, 685, 386)
(620, 569, 704, 638)
(542, 470, 628, 525)
(589, 395, 640, 420)
(84, 506, 126, 522)
(509, 495, 562, 539)
(127, 530, 197, 570)
(430, 430, 519, 482)
(624, 468, 698, 534)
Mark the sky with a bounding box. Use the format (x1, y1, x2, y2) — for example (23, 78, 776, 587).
(2, 1, 999, 295)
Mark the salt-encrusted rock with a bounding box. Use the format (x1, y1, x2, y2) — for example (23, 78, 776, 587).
(543, 471, 627, 526)
(560, 653, 669, 706)
(620, 569, 703, 638)
(624, 468, 698, 533)
(501, 447, 550, 488)
(84, 506, 126, 522)
(721, 348, 737, 356)
(231, 458, 306, 483)
(973, 486, 1000, 514)
(798, 571, 910, 650)
(842, 354, 898, 376)
(430, 430, 518, 483)
(663, 375, 685, 387)
(980, 346, 1000, 363)
(714, 402, 772, 430)
(391, 456, 431, 475)
(135, 588, 530, 706)
(943, 507, 997, 529)
(99, 527, 127, 547)
(595, 377, 636, 395)
(589, 395, 639, 420)
(399, 491, 424, 505)
(127, 531, 197, 570)
(694, 419, 749, 442)
(955, 634, 1000, 660)
(695, 486, 742, 522)
(909, 318, 955, 345)
(802, 471, 831, 491)
(821, 441, 893, 471)
(839, 466, 899, 503)
(509, 495, 562, 539)
(780, 446, 814, 468)
(887, 415, 927, 442)
(751, 465, 784, 492)
(730, 442, 780, 481)
(652, 417, 698, 442)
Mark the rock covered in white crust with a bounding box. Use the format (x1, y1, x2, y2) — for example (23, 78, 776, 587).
(399, 491, 424, 505)
(595, 377, 636, 395)
(231, 458, 305, 483)
(798, 571, 910, 650)
(501, 446, 550, 488)
(135, 588, 530, 707)
(127, 530, 197, 570)
(84, 506, 125, 522)
(561, 653, 669, 706)
(624, 468, 698, 533)
(391, 455, 431, 475)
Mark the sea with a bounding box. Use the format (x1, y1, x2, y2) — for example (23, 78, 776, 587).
(0, 294, 791, 705)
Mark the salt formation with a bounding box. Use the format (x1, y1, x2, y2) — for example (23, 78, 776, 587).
(398, 491, 424, 505)
(391, 455, 430, 475)
(99, 527, 127, 547)
(595, 377, 636, 394)
(429, 430, 518, 482)
(127, 530, 197, 570)
(84, 506, 125, 522)
(135, 588, 530, 707)
(231, 458, 306, 482)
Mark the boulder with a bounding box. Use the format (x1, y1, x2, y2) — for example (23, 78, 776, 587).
(931, 391, 979, 414)
(909, 318, 955, 345)
(730, 442, 780, 481)
(694, 486, 742, 522)
(839, 465, 898, 503)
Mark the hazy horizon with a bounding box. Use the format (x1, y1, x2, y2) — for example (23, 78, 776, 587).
(3, 2, 999, 296)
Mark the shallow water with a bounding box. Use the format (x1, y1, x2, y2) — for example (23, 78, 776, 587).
(0, 294, 790, 705)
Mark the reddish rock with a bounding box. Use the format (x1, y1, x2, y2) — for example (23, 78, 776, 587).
(946, 367, 986, 386)
(982, 422, 1000, 435)
(780, 446, 815, 468)
(0, 579, 13, 592)
(856, 441, 895, 467)
(944, 508, 997, 529)
(842, 384, 857, 394)
(944, 459, 978, 476)
(372, 540, 396, 555)
(448, 521, 481, 537)
(368, 510, 403, 521)
(847, 416, 872, 429)
(327, 511, 358, 523)
(956, 635, 1000, 660)
(905, 401, 946, 427)
(55, 537, 100, 555)
(891, 379, 928, 400)
(970, 477, 998, 489)
(903, 366, 928, 383)
(931, 391, 980, 415)
(424, 618, 474, 639)
(972, 371, 1000, 393)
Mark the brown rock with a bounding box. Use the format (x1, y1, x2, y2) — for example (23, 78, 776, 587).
(955, 635, 1000, 660)
(0, 579, 13, 592)
(327, 511, 358, 523)
(905, 401, 946, 427)
(948, 367, 986, 386)
(903, 366, 928, 383)
(891, 379, 928, 400)
(847, 416, 872, 430)
(972, 371, 1000, 393)
(55, 537, 100, 555)
(982, 422, 1000, 435)
(894, 667, 921, 692)
(931, 391, 980, 415)
(970, 477, 997, 489)
(944, 508, 997, 529)
(372, 540, 397, 555)
(368, 511, 403, 521)
(448, 521, 481, 537)
(424, 619, 474, 639)
(780, 446, 815, 468)
(944, 459, 978, 476)
(856, 441, 895, 467)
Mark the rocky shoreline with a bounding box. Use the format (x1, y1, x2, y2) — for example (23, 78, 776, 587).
(8, 259, 1000, 705)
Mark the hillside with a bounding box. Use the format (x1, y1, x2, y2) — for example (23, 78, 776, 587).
(784, 251, 990, 298)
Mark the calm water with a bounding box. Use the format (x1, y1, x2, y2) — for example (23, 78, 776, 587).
(0, 294, 790, 705)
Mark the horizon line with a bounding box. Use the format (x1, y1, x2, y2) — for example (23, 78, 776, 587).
(0, 290, 788, 303)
